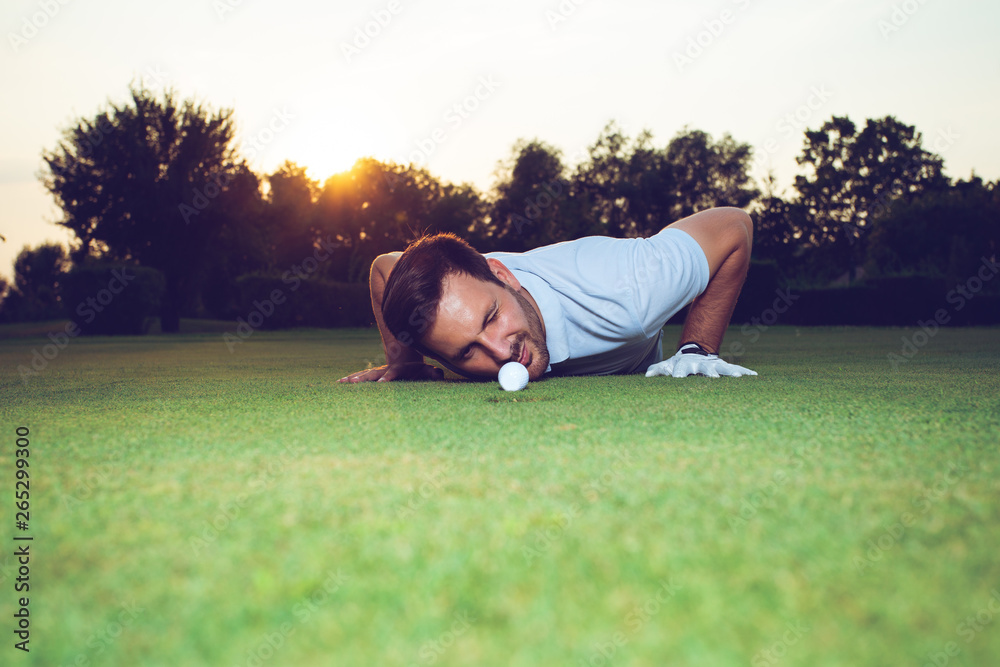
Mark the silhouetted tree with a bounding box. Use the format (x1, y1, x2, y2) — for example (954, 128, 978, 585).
(866, 176, 999, 287)
(663, 127, 758, 220)
(488, 140, 583, 251)
(265, 161, 321, 270)
(750, 174, 808, 272)
(316, 159, 464, 281)
(572, 124, 633, 237)
(0, 275, 9, 313)
(617, 131, 677, 237)
(0, 243, 69, 322)
(40, 85, 241, 331)
(572, 124, 757, 239)
(198, 164, 267, 317)
(793, 115, 949, 281)
(432, 182, 489, 248)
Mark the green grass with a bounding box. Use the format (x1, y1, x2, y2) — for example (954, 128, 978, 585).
(1, 324, 999, 666)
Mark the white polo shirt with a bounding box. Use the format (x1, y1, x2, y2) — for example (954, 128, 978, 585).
(485, 228, 710, 376)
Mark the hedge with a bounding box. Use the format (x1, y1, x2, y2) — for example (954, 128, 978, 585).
(63, 264, 165, 335)
(667, 265, 1000, 328)
(731, 272, 1000, 327)
(233, 274, 373, 329)
(232, 265, 997, 332)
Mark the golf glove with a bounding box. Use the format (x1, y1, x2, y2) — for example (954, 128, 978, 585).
(645, 342, 758, 378)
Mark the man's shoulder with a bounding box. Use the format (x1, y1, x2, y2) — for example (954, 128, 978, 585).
(487, 236, 636, 301)
(485, 235, 617, 262)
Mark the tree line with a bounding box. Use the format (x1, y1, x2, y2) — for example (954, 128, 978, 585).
(1, 85, 997, 331)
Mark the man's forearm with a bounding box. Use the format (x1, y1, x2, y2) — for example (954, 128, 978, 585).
(678, 243, 748, 354)
(667, 208, 753, 355)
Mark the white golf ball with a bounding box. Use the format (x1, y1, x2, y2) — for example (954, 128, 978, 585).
(498, 362, 529, 392)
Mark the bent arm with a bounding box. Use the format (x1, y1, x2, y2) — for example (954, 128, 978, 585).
(369, 253, 422, 366)
(338, 253, 443, 383)
(665, 207, 753, 354)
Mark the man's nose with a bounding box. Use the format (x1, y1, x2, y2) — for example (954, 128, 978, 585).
(481, 331, 514, 363)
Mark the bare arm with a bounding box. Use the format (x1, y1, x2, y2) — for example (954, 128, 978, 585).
(338, 253, 444, 383)
(665, 207, 753, 354)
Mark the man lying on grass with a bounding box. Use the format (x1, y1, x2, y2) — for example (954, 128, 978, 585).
(339, 206, 757, 383)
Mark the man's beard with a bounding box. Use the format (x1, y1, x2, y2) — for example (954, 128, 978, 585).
(508, 285, 550, 379)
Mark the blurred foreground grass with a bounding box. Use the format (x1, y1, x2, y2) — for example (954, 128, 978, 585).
(1, 324, 998, 666)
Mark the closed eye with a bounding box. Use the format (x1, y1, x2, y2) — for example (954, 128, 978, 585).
(457, 303, 498, 362)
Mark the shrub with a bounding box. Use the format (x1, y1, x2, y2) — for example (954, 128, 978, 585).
(63, 264, 165, 335)
(233, 274, 373, 329)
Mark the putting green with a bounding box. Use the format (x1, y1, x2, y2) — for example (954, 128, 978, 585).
(1, 324, 998, 666)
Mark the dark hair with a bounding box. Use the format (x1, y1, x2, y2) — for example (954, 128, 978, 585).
(382, 233, 503, 356)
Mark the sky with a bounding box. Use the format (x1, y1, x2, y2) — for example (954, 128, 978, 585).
(1, 0, 998, 282)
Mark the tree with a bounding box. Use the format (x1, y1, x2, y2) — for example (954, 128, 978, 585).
(40, 85, 243, 332)
(571, 124, 757, 239)
(432, 182, 489, 249)
(866, 176, 999, 286)
(617, 131, 677, 238)
(572, 123, 633, 238)
(793, 115, 949, 281)
(197, 164, 267, 318)
(264, 161, 321, 271)
(0, 275, 9, 313)
(489, 140, 584, 251)
(0, 243, 69, 322)
(663, 127, 758, 221)
(749, 174, 808, 271)
(315, 158, 460, 282)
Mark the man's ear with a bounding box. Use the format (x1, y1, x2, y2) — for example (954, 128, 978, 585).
(486, 258, 522, 291)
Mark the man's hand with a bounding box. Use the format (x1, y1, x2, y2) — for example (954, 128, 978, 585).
(339, 362, 444, 383)
(645, 343, 757, 378)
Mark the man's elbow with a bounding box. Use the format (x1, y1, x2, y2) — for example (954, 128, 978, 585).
(718, 207, 753, 251)
(371, 252, 401, 282)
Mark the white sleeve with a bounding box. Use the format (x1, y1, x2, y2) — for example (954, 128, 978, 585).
(626, 228, 710, 338)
